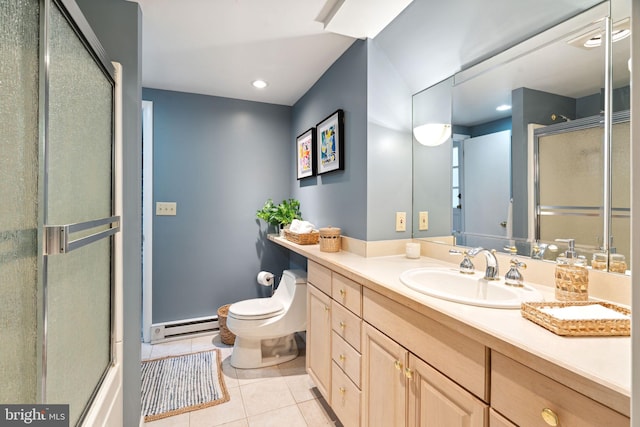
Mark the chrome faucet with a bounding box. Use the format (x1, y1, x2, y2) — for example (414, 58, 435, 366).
(467, 247, 499, 280)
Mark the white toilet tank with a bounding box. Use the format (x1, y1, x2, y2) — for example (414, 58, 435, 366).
(272, 269, 307, 310)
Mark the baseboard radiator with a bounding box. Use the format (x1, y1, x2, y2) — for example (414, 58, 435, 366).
(150, 315, 219, 343)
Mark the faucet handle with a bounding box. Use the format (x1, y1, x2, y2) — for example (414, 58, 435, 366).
(505, 258, 526, 287)
(504, 245, 517, 254)
(449, 249, 475, 274)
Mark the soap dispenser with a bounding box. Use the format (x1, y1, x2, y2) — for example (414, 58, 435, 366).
(554, 238, 589, 301)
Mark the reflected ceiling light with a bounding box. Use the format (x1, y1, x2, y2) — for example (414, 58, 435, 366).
(496, 104, 511, 111)
(583, 29, 630, 48)
(568, 18, 630, 49)
(252, 79, 268, 89)
(413, 123, 452, 147)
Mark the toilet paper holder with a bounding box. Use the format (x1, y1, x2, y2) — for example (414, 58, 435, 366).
(257, 271, 277, 296)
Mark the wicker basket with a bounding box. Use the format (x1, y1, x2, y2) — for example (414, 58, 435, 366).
(319, 227, 341, 252)
(521, 301, 630, 336)
(217, 304, 236, 345)
(283, 228, 319, 245)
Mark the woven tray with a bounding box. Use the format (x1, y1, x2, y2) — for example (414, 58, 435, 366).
(283, 229, 319, 245)
(521, 301, 630, 336)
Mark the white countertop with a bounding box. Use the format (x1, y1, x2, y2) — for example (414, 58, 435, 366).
(270, 236, 631, 414)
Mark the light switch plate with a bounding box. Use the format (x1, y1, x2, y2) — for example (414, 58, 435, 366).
(419, 211, 429, 230)
(396, 212, 406, 232)
(156, 202, 177, 216)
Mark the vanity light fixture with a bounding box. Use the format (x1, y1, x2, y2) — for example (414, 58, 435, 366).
(413, 123, 452, 147)
(252, 79, 268, 89)
(496, 104, 512, 111)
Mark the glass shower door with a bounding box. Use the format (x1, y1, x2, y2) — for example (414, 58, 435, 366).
(42, 1, 118, 424)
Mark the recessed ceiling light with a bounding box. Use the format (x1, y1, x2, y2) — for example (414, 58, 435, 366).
(496, 104, 511, 111)
(612, 28, 631, 43)
(583, 34, 602, 48)
(252, 80, 268, 89)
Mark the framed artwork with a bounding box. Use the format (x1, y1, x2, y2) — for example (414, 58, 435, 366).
(296, 128, 316, 179)
(316, 109, 344, 174)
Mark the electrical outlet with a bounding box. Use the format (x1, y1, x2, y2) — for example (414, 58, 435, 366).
(395, 212, 406, 232)
(419, 211, 429, 230)
(156, 202, 177, 216)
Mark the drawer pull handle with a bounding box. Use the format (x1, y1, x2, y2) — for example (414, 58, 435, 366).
(541, 408, 559, 426)
(394, 360, 403, 371)
(404, 368, 413, 380)
(339, 354, 346, 362)
(339, 321, 346, 329)
(324, 305, 329, 312)
(339, 387, 346, 395)
(339, 289, 346, 297)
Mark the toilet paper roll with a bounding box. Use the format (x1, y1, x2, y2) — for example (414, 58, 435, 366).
(257, 271, 275, 286)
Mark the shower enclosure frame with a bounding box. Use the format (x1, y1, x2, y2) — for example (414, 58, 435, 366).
(37, 0, 122, 424)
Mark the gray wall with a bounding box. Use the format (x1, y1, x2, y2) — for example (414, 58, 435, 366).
(142, 88, 291, 323)
(74, 0, 142, 425)
(291, 40, 368, 240)
(366, 39, 413, 241)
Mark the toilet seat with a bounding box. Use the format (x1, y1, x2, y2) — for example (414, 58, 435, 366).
(229, 298, 285, 320)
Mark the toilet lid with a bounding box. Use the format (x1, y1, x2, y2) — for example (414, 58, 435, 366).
(228, 298, 285, 320)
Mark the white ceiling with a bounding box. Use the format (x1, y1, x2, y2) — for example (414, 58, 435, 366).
(132, 0, 412, 106)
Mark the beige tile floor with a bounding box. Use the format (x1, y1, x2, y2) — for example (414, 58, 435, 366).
(141, 333, 341, 427)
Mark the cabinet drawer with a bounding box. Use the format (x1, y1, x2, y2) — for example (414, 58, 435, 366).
(332, 331, 361, 387)
(331, 361, 361, 427)
(308, 260, 331, 295)
(332, 273, 362, 315)
(491, 352, 629, 427)
(332, 300, 362, 352)
(363, 288, 487, 401)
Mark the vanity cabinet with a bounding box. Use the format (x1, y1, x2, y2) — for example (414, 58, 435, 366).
(305, 258, 629, 427)
(362, 307, 487, 427)
(491, 352, 629, 427)
(307, 260, 363, 427)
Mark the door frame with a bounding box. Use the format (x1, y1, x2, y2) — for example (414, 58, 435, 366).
(142, 100, 153, 343)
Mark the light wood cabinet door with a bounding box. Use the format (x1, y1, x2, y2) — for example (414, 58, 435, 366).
(408, 354, 487, 427)
(307, 284, 332, 401)
(362, 323, 408, 427)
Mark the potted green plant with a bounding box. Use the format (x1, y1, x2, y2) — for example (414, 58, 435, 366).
(256, 198, 303, 235)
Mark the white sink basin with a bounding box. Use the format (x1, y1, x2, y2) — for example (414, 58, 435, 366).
(399, 267, 544, 309)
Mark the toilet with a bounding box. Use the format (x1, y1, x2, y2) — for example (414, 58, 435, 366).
(226, 269, 307, 369)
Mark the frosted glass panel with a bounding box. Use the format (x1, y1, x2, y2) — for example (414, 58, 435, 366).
(0, 0, 40, 404)
(45, 4, 113, 424)
(538, 127, 603, 207)
(611, 121, 630, 260)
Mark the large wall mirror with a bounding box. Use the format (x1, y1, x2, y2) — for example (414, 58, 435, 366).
(412, 0, 631, 274)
